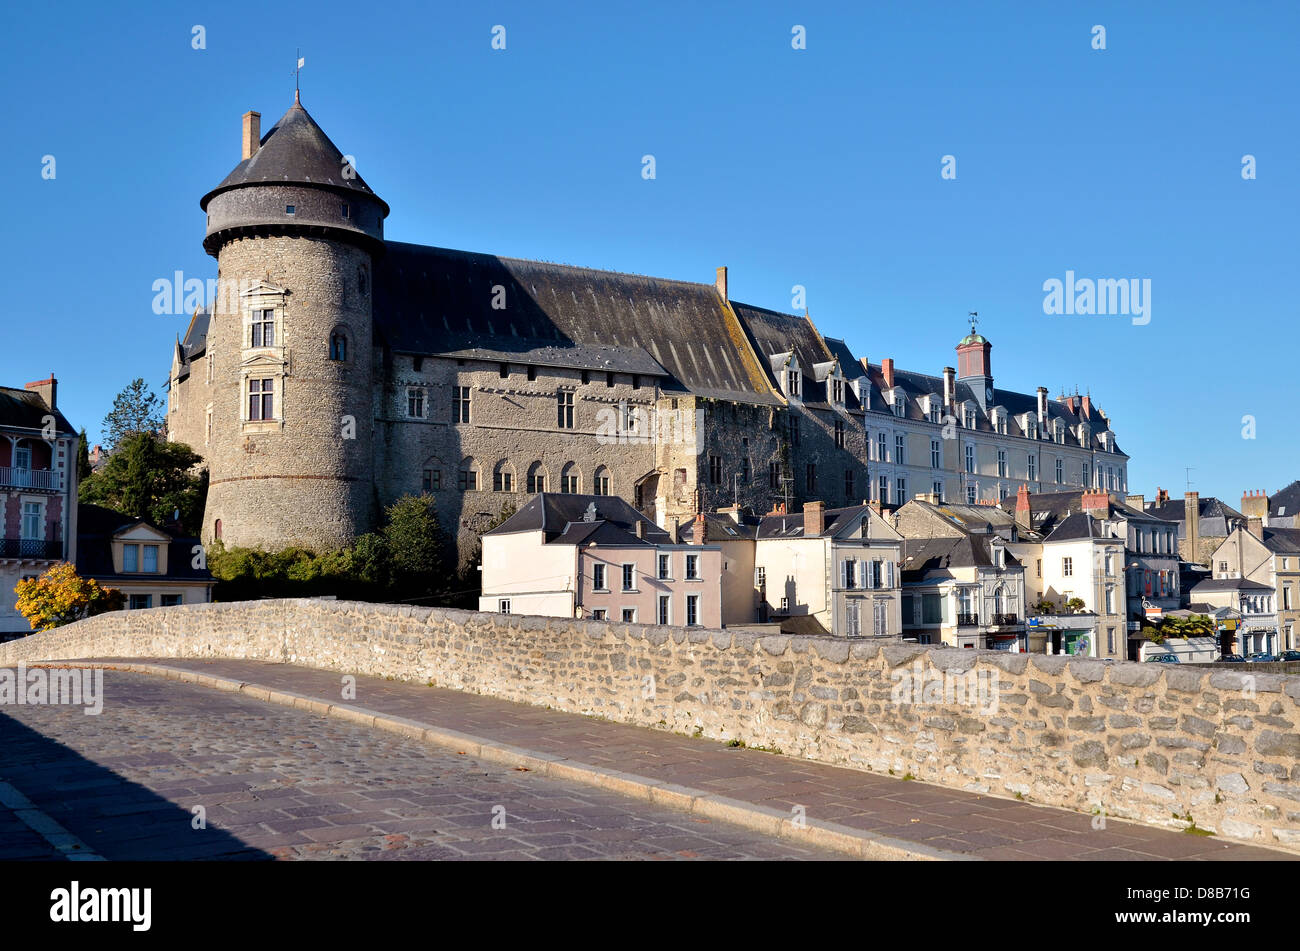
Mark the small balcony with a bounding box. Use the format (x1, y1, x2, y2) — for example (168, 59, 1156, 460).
(0, 538, 64, 560)
(956, 612, 979, 627)
(0, 467, 63, 492)
(991, 613, 1020, 627)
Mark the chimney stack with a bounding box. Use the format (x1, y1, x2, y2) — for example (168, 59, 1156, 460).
(882, 358, 895, 389)
(1156, 486, 1169, 505)
(716, 504, 741, 523)
(942, 367, 955, 409)
(1015, 484, 1032, 530)
(635, 520, 645, 540)
(1082, 489, 1109, 514)
(1125, 493, 1145, 511)
(1184, 491, 1199, 561)
(1240, 489, 1269, 523)
(242, 110, 262, 161)
(1247, 516, 1264, 539)
(664, 515, 680, 542)
(715, 266, 728, 301)
(24, 375, 57, 411)
(803, 500, 824, 536)
(1080, 395, 1092, 418)
(689, 512, 708, 545)
(1036, 387, 1048, 428)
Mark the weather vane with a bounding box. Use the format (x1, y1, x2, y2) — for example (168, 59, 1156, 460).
(293, 49, 305, 99)
(968, 311, 979, 334)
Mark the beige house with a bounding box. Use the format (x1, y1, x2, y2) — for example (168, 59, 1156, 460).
(479, 494, 722, 628)
(76, 505, 215, 609)
(1202, 525, 1300, 653)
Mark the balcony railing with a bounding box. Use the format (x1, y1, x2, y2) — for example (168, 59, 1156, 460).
(956, 612, 979, 627)
(992, 613, 1019, 626)
(0, 538, 63, 559)
(0, 467, 62, 491)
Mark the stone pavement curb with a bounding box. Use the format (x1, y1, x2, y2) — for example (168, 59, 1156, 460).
(36, 662, 976, 862)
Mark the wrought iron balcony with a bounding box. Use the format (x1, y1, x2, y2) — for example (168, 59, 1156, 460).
(0, 538, 63, 559)
(0, 467, 63, 491)
(992, 613, 1020, 626)
(956, 612, 979, 627)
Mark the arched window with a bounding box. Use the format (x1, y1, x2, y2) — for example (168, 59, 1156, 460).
(357, 265, 368, 296)
(421, 457, 442, 493)
(459, 457, 479, 491)
(593, 466, 610, 495)
(560, 462, 580, 494)
(214, 519, 222, 540)
(329, 331, 348, 362)
(526, 461, 547, 494)
(492, 460, 515, 493)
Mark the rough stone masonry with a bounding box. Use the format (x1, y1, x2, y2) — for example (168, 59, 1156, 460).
(3, 599, 1299, 852)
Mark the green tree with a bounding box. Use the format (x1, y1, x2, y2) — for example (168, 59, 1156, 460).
(76, 428, 92, 482)
(383, 494, 447, 598)
(79, 433, 207, 534)
(101, 378, 165, 451)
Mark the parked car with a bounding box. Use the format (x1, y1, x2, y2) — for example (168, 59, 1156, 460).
(1218, 654, 1247, 663)
(1278, 650, 1300, 662)
(1146, 653, 1180, 664)
(1247, 652, 1278, 662)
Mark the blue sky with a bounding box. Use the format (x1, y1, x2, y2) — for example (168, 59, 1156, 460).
(2, 1, 1295, 504)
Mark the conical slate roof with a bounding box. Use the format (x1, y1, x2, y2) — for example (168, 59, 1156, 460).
(200, 96, 388, 213)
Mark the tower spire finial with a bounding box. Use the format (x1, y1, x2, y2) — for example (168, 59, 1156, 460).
(968, 311, 979, 334)
(293, 49, 305, 103)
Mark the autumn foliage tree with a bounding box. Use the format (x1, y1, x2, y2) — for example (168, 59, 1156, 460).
(14, 562, 123, 633)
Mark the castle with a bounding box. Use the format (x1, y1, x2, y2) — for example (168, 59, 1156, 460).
(167, 94, 1129, 564)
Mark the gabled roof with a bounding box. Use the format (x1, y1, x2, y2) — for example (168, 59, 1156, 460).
(997, 490, 1174, 539)
(485, 493, 670, 547)
(1145, 495, 1246, 527)
(1261, 528, 1300, 554)
(1190, 578, 1273, 593)
(756, 503, 878, 540)
(901, 534, 1020, 578)
(201, 98, 386, 212)
(897, 497, 1041, 542)
(372, 243, 778, 403)
(0, 386, 75, 435)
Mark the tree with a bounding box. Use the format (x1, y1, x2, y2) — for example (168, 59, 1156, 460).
(1032, 598, 1057, 616)
(383, 494, 447, 598)
(1065, 597, 1086, 613)
(15, 563, 122, 632)
(79, 433, 206, 534)
(76, 428, 92, 482)
(101, 378, 165, 451)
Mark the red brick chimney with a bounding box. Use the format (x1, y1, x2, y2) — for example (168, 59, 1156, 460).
(769, 500, 787, 516)
(882, 358, 895, 389)
(1240, 489, 1269, 522)
(1080, 395, 1091, 418)
(691, 512, 707, 545)
(242, 110, 261, 160)
(1156, 486, 1169, 505)
(804, 500, 825, 537)
(1015, 484, 1032, 530)
(24, 375, 57, 411)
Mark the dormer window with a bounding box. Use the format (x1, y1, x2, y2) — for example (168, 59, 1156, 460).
(1024, 416, 1038, 440)
(992, 410, 1007, 435)
(891, 392, 905, 417)
(962, 404, 976, 429)
(1053, 420, 1065, 444)
(786, 369, 801, 398)
(831, 377, 844, 404)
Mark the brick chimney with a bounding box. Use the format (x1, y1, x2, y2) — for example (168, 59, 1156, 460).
(1184, 491, 1199, 561)
(1082, 490, 1109, 514)
(882, 358, 895, 389)
(804, 500, 825, 536)
(769, 501, 787, 515)
(691, 512, 707, 545)
(24, 375, 57, 411)
(242, 110, 262, 160)
(1240, 489, 1269, 522)
(942, 366, 955, 409)
(1015, 484, 1032, 530)
(1156, 486, 1169, 505)
(1080, 395, 1092, 418)
(715, 266, 728, 301)
(635, 520, 645, 540)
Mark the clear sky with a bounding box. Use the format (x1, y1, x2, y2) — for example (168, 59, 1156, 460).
(2, 1, 1295, 504)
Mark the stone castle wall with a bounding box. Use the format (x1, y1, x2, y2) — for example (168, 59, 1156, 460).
(4, 599, 1299, 851)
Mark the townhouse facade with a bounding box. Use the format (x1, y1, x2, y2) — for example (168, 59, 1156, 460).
(1202, 524, 1300, 654)
(0, 377, 79, 636)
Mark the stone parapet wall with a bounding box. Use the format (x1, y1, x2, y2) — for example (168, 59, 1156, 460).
(4, 599, 1299, 851)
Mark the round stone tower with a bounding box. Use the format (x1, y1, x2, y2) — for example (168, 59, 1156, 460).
(199, 93, 389, 551)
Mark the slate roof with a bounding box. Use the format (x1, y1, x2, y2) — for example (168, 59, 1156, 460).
(0, 386, 75, 435)
(731, 303, 859, 410)
(484, 493, 671, 546)
(862, 361, 1125, 457)
(1261, 528, 1300, 554)
(373, 243, 778, 403)
(1190, 578, 1273, 593)
(899, 498, 1040, 541)
(201, 98, 386, 212)
(901, 535, 1020, 578)
(1144, 496, 1246, 532)
(75, 504, 214, 584)
(996, 490, 1174, 542)
(756, 504, 875, 539)
(679, 511, 761, 542)
(1270, 481, 1300, 521)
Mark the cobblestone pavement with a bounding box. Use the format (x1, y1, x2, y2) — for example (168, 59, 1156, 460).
(0, 671, 843, 861)
(79, 658, 1300, 861)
